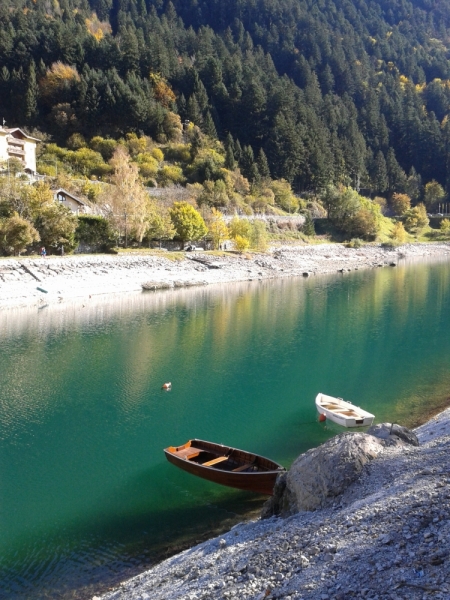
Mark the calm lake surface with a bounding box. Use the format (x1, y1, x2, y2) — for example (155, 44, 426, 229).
(1, 257, 450, 599)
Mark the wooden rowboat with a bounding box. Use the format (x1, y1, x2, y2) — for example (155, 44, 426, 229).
(164, 439, 285, 495)
(315, 392, 375, 427)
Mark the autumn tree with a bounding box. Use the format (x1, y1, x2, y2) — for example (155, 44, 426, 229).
(403, 204, 429, 233)
(440, 219, 450, 236)
(169, 201, 208, 249)
(233, 234, 250, 253)
(391, 221, 407, 244)
(250, 219, 268, 251)
(105, 147, 150, 246)
(228, 215, 252, 241)
(0, 213, 40, 256)
(391, 193, 411, 216)
(322, 186, 382, 239)
(146, 208, 176, 248)
(39, 62, 80, 103)
(424, 180, 445, 209)
(34, 203, 77, 252)
(269, 180, 299, 213)
(207, 208, 229, 249)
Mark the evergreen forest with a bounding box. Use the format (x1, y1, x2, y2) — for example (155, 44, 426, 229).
(2, 0, 450, 196)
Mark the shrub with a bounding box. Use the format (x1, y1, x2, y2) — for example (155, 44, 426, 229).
(0, 213, 40, 256)
(164, 144, 191, 163)
(233, 234, 250, 252)
(75, 215, 116, 251)
(151, 147, 164, 162)
(346, 238, 364, 248)
(391, 221, 407, 243)
(302, 211, 315, 236)
(158, 165, 186, 186)
(404, 203, 429, 233)
(440, 218, 450, 236)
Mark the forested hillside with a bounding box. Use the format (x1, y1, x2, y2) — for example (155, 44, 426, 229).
(2, 0, 450, 194)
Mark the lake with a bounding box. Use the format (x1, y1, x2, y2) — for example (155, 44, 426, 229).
(1, 257, 450, 599)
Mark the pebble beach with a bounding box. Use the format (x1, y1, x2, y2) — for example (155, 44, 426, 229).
(97, 409, 450, 600)
(1, 242, 450, 310)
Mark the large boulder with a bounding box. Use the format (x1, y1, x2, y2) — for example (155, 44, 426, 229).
(262, 432, 383, 518)
(367, 422, 419, 447)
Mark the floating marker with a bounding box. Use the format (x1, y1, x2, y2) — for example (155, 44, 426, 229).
(36, 287, 48, 294)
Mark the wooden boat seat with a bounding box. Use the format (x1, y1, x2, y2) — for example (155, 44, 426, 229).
(174, 448, 202, 460)
(232, 462, 255, 472)
(203, 456, 229, 467)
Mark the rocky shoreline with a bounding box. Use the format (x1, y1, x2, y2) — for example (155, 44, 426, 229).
(0, 242, 449, 310)
(97, 409, 450, 600)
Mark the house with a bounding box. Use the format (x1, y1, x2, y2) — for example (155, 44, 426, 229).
(53, 188, 91, 214)
(0, 126, 40, 173)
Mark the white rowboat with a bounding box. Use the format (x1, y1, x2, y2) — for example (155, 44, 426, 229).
(315, 393, 375, 427)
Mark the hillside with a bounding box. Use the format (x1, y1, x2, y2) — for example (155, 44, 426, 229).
(2, 0, 450, 194)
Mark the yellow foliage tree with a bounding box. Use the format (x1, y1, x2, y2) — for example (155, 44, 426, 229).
(124, 133, 148, 157)
(391, 221, 407, 244)
(149, 73, 176, 107)
(404, 203, 429, 233)
(391, 193, 411, 216)
(233, 234, 250, 253)
(228, 215, 252, 240)
(440, 219, 450, 236)
(208, 208, 229, 249)
(39, 62, 80, 99)
(104, 147, 150, 246)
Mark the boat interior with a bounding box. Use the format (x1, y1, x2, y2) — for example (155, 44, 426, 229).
(168, 444, 270, 472)
(319, 402, 361, 416)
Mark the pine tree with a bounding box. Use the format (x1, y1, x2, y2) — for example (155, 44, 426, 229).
(257, 148, 270, 179)
(371, 151, 388, 194)
(25, 61, 38, 123)
(203, 111, 217, 138)
(302, 211, 315, 236)
(224, 133, 236, 170)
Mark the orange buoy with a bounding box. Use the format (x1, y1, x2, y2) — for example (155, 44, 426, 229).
(162, 382, 172, 390)
(318, 413, 326, 422)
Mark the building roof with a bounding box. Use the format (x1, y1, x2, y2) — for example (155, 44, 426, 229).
(53, 188, 88, 206)
(0, 127, 41, 142)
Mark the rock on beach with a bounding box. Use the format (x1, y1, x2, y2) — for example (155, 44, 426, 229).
(98, 409, 450, 600)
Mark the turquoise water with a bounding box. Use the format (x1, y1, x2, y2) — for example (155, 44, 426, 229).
(1, 258, 450, 599)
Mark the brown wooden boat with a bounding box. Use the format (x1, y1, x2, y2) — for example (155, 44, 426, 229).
(164, 439, 285, 495)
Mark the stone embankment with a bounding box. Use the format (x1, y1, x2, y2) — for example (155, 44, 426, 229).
(98, 410, 450, 600)
(1, 242, 449, 309)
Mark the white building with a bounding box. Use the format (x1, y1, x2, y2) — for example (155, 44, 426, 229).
(0, 126, 39, 173)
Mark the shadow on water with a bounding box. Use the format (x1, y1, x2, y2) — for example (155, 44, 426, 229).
(0, 462, 265, 600)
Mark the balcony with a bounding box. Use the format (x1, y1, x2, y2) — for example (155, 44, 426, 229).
(7, 146, 25, 156)
(7, 136, 25, 146)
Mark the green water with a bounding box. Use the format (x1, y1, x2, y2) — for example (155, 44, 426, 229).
(1, 257, 450, 599)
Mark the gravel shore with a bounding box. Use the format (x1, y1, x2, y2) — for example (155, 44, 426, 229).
(1, 242, 449, 310)
(97, 409, 450, 600)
